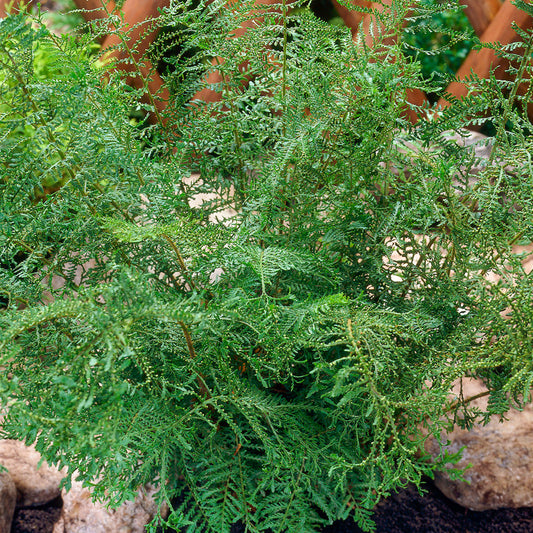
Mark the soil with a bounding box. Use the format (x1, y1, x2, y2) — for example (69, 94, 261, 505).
(11, 479, 533, 533)
(11, 496, 62, 533)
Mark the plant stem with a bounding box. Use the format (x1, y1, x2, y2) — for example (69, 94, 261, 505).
(160, 233, 197, 290)
(275, 456, 306, 533)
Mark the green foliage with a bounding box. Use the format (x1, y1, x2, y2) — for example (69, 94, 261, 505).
(1, 1, 533, 532)
(403, 0, 475, 95)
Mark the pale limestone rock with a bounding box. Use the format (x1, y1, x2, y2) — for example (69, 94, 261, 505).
(427, 378, 533, 511)
(447, 129, 493, 162)
(0, 440, 64, 507)
(53, 481, 165, 533)
(0, 470, 17, 533)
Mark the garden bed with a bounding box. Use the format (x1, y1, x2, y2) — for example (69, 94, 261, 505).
(12, 479, 533, 533)
(3, 2, 533, 532)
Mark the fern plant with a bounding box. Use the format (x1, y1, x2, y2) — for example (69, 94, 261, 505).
(1, 1, 533, 531)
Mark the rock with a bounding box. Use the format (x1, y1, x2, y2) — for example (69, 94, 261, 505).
(447, 129, 493, 161)
(53, 481, 166, 533)
(0, 440, 64, 507)
(424, 242, 533, 511)
(0, 470, 17, 533)
(426, 378, 533, 511)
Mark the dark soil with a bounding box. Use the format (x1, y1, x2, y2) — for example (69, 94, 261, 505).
(11, 480, 533, 533)
(11, 496, 62, 533)
(324, 481, 533, 533)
